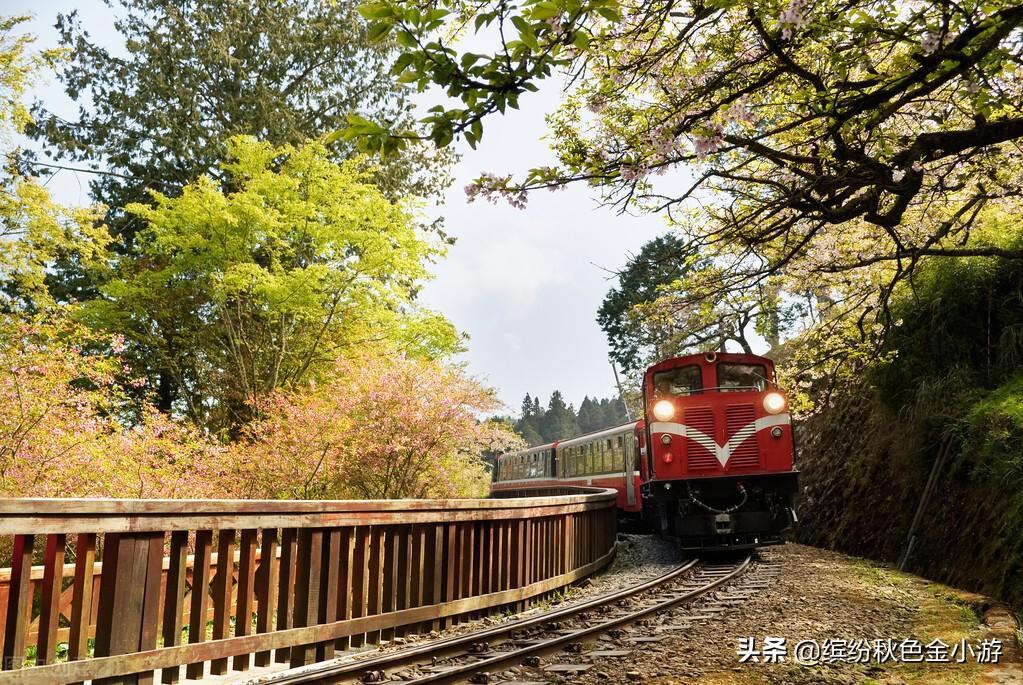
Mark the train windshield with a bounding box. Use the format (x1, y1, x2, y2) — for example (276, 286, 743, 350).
(653, 365, 702, 397)
(716, 363, 769, 392)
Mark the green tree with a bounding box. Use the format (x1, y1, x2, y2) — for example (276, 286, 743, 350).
(597, 233, 763, 371)
(0, 15, 110, 313)
(515, 392, 546, 445)
(577, 396, 598, 433)
(81, 136, 460, 434)
(541, 390, 579, 442)
(28, 0, 453, 300)
(599, 398, 629, 428)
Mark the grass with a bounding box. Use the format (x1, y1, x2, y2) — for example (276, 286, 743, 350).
(850, 558, 984, 685)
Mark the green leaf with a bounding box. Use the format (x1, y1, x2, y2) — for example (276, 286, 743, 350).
(531, 2, 561, 20)
(395, 31, 418, 48)
(358, 2, 394, 20)
(367, 21, 394, 42)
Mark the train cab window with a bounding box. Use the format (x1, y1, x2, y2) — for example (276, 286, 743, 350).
(653, 365, 702, 397)
(716, 363, 769, 392)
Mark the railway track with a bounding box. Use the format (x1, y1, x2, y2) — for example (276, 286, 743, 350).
(259, 553, 775, 685)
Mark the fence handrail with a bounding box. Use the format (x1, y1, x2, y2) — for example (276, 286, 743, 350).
(0, 488, 617, 535)
(0, 487, 619, 685)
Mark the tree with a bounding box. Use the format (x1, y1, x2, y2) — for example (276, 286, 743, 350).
(228, 349, 522, 499)
(540, 390, 579, 442)
(0, 314, 226, 498)
(350, 0, 1023, 374)
(80, 136, 461, 433)
(27, 0, 453, 300)
(514, 392, 546, 445)
(598, 233, 769, 371)
(0, 16, 110, 313)
(577, 396, 597, 433)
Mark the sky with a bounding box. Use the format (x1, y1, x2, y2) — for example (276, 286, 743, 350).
(11, 2, 668, 414)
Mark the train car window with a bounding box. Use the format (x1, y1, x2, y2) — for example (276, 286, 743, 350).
(653, 365, 702, 397)
(717, 363, 768, 392)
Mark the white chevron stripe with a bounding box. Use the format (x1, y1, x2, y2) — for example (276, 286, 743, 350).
(650, 413, 790, 467)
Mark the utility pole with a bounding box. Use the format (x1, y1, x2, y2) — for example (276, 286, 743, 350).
(610, 360, 632, 421)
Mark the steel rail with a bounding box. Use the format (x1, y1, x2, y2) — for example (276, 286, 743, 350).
(264, 559, 700, 684)
(272, 556, 751, 685)
(408, 555, 752, 684)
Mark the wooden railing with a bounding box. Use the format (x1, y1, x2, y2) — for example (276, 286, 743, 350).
(0, 488, 617, 684)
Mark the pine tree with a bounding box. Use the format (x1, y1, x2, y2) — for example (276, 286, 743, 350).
(577, 396, 597, 434)
(541, 391, 580, 442)
(521, 393, 535, 419)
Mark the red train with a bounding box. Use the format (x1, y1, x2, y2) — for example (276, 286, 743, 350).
(492, 352, 798, 550)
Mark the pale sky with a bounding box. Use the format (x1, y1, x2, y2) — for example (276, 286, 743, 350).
(11, 2, 667, 414)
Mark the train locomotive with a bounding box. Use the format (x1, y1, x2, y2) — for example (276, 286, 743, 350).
(492, 352, 798, 550)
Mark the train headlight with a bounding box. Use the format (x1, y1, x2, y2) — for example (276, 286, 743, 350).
(762, 392, 786, 414)
(652, 400, 675, 421)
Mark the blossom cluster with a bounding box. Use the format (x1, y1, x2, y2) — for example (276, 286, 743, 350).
(692, 131, 725, 160)
(778, 0, 810, 39)
(465, 171, 529, 208)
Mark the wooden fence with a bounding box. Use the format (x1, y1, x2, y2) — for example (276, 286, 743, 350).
(0, 488, 617, 684)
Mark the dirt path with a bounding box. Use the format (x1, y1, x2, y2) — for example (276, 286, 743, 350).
(559, 543, 1019, 685)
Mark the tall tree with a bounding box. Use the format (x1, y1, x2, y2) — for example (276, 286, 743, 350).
(514, 392, 545, 445)
(541, 391, 580, 442)
(0, 15, 111, 314)
(598, 233, 765, 372)
(81, 136, 460, 433)
(577, 396, 597, 433)
(27, 0, 453, 300)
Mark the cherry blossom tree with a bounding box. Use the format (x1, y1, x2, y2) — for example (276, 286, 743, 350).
(0, 315, 227, 498)
(347, 0, 1023, 379)
(228, 348, 523, 499)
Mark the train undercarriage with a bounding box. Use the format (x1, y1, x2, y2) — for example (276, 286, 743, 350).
(641, 472, 799, 551)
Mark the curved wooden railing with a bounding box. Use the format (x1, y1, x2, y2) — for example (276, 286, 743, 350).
(0, 488, 617, 684)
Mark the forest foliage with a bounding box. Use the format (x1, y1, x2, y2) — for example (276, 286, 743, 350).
(0, 10, 514, 500)
(513, 392, 629, 446)
(348, 0, 1023, 389)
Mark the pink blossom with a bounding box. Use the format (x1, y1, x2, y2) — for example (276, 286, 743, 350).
(778, 0, 810, 39)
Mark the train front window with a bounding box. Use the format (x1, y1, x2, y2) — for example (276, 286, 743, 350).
(653, 365, 702, 397)
(716, 363, 769, 392)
